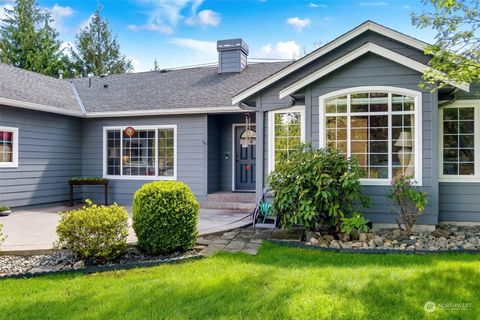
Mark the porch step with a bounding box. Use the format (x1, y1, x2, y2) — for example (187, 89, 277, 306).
(206, 192, 256, 203)
(200, 201, 256, 211)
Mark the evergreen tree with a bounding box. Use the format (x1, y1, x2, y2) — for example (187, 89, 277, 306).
(72, 9, 132, 76)
(0, 0, 71, 77)
(152, 58, 160, 71)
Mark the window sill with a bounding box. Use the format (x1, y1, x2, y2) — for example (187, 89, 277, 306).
(439, 178, 480, 183)
(0, 163, 18, 168)
(103, 175, 177, 181)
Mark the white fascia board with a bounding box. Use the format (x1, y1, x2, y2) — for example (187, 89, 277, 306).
(279, 42, 470, 99)
(85, 106, 244, 118)
(0, 97, 84, 117)
(232, 21, 429, 105)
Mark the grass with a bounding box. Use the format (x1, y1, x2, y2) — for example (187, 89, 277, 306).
(0, 242, 479, 319)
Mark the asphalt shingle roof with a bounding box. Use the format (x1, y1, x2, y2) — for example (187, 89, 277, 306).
(0, 64, 81, 113)
(72, 62, 291, 113)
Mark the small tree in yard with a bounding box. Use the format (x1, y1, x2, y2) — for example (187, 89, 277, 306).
(389, 176, 429, 236)
(268, 145, 370, 233)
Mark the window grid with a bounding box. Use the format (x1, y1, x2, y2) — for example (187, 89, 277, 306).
(442, 107, 475, 176)
(0, 130, 13, 163)
(105, 126, 176, 179)
(325, 92, 416, 181)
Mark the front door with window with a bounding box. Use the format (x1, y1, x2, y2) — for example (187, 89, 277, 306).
(235, 125, 256, 191)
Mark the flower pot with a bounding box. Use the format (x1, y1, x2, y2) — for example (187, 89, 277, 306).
(0, 210, 11, 216)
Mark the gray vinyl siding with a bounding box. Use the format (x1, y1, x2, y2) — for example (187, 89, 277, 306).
(255, 33, 439, 225)
(218, 50, 247, 73)
(81, 115, 208, 205)
(439, 182, 480, 222)
(207, 116, 220, 193)
(0, 106, 82, 207)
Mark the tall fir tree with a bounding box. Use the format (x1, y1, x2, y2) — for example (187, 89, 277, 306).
(72, 9, 132, 76)
(0, 0, 72, 77)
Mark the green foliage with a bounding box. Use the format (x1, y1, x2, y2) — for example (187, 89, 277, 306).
(388, 175, 429, 235)
(0, 0, 74, 77)
(340, 214, 370, 235)
(56, 200, 129, 262)
(132, 181, 199, 255)
(69, 177, 108, 183)
(0, 205, 10, 212)
(412, 0, 480, 91)
(71, 8, 132, 76)
(0, 222, 6, 249)
(268, 144, 370, 232)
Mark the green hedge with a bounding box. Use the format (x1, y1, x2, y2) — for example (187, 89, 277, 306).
(132, 181, 199, 255)
(56, 201, 129, 262)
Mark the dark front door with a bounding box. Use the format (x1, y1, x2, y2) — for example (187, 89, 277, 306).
(235, 125, 256, 191)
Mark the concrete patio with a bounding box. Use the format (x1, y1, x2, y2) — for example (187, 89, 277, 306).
(0, 203, 252, 254)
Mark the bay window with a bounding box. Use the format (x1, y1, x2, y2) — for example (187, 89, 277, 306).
(104, 125, 176, 179)
(320, 88, 421, 184)
(268, 106, 305, 171)
(0, 126, 18, 168)
(440, 102, 479, 180)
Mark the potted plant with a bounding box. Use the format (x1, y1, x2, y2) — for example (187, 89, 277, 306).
(0, 205, 11, 216)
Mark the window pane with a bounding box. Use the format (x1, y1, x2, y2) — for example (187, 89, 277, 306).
(106, 130, 121, 175)
(442, 107, 475, 176)
(274, 111, 302, 167)
(369, 93, 388, 112)
(122, 129, 156, 176)
(351, 93, 368, 112)
(0, 130, 14, 163)
(158, 128, 175, 177)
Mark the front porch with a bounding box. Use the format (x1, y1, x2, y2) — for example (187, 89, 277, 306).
(207, 113, 257, 194)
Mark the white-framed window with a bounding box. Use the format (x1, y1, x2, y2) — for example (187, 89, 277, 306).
(440, 100, 480, 182)
(268, 105, 305, 172)
(0, 126, 19, 168)
(103, 125, 177, 180)
(319, 87, 422, 186)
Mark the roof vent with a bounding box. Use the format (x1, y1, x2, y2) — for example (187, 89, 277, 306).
(217, 38, 249, 74)
(103, 84, 109, 88)
(159, 69, 169, 73)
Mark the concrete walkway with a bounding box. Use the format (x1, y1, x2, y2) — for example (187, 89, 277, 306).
(0, 203, 252, 254)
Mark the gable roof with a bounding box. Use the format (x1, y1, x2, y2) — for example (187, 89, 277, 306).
(279, 42, 470, 98)
(231, 20, 431, 105)
(72, 62, 290, 116)
(0, 64, 82, 116)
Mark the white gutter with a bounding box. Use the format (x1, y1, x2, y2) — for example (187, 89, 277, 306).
(84, 106, 244, 118)
(0, 97, 84, 117)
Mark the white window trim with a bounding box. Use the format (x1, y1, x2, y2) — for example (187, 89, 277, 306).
(268, 105, 306, 173)
(319, 86, 423, 186)
(0, 126, 19, 168)
(439, 100, 480, 182)
(102, 125, 177, 181)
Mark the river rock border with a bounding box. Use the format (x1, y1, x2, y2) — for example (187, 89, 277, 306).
(271, 224, 480, 254)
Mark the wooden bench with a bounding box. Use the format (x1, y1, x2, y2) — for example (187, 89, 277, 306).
(69, 179, 109, 206)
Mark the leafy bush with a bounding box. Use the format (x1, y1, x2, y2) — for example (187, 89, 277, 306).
(340, 214, 370, 235)
(0, 205, 10, 212)
(268, 144, 370, 232)
(388, 175, 428, 235)
(132, 181, 199, 255)
(0, 223, 6, 249)
(56, 200, 129, 262)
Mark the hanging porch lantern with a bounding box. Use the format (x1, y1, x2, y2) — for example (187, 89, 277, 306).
(240, 113, 256, 148)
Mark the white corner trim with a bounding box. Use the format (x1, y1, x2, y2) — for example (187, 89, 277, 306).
(102, 125, 178, 181)
(232, 21, 429, 105)
(318, 86, 423, 186)
(267, 105, 306, 173)
(0, 126, 19, 168)
(70, 82, 87, 115)
(279, 43, 470, 99)
(0, 97, 84, 117)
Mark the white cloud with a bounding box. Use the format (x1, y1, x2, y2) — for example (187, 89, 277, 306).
(307, 2, 326, 8)
(402, 4, 411, 9)
(77, 14, 94, 32)
(358, 1, 388, 7)
(0, 3, 13, 21)
(127, 23, 173, 35)
(168, 37, 216, 53)
(256, 41, 300, 60)
(129, 56, 142, 72)
(286, 17, 310, 32)
(48, 4, 74, 32)
(132, 0, 219, 33)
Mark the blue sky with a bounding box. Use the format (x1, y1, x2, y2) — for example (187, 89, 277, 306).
(0, 0, 436, 72)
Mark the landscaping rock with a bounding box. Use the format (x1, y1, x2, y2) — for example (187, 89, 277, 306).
(358, 233, 368, 242)
(374, 236, 384, 247)
(73, 260, 85, 270)
(317, 239, 330, 248)
(329, 240, 341, 249)
(350, 229, 359, 241)
(432, 228, 452, 238)
(323, 235, 335, 242)
(309, 237, 319, 245)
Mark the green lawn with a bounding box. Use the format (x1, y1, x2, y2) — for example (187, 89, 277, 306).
(0, 243, 479, 319)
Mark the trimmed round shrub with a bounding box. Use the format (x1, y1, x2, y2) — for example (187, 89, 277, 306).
(132, 181, 199, 255)
(56, 200, 129, 262)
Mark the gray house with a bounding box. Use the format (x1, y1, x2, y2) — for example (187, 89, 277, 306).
(1, 21, 479, 228)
